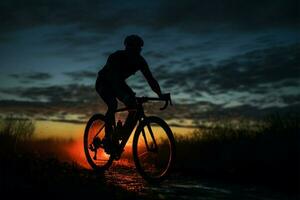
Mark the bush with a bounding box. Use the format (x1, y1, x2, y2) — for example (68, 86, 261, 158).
(174, 112, 300, 190)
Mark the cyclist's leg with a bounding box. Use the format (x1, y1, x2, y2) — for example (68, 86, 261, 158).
(116, 82, 138, 134)
(95, 81, 117, 140)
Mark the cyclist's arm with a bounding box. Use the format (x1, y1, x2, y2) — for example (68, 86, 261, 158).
(140, 59, 162, 97)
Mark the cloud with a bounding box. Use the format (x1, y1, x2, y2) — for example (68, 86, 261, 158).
(281, 94, 300, 105)
(9, 72, 52, 83)
(64, 70, 97, 81)
(0, 97, 299, 127)
(0, 0, 297, 34)
(158, 0, 298, 29)
(45, 32, 104, 47)
(0, 43, 299, 124)
(158, 44, 300, 96)
(211, 44, 300, 91)
(0, 99, 103, 121)
(0, 84, 99, 104)
(143, 50, 168, 59)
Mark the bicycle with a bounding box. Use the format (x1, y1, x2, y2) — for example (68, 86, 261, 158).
(83, 93, 175, 183)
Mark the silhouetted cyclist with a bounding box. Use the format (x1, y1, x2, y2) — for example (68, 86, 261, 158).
(96, 35, 163, 154)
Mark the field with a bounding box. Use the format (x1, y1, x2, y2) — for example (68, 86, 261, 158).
(174, 113, 300, 191)
(0, 113, 299, 198)
(0, 117, 136, 198)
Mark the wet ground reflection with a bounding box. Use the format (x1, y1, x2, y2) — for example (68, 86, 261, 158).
(105, 160, 146, 193)
(104, 160, 298, 200)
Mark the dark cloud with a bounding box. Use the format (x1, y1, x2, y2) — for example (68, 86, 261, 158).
(44, 30, 106, 49)
(281, 94, 300, 105)
(0, 97, 299, 127)
(27, 72, 52, 80)
(207, 44, 300, 93)
(208, 103, 300, 120)
(0, 84, 97, 104)
(9, 72, 52, 82)
(158, 44, 300, 96)
(0, 0, 297, 34)
(0, 82, 220, 123)
(158, 0, 299, 29)
(143, 51, 168, 59)
(0, 98, 231, 124)
(7, 44, 293, 114)
(0, 1, 298, 127)
(0, 0, 155, 32)
(0, 99, 104, 121)
(0, 84, 107, 120)
(64, 70, 97, 81)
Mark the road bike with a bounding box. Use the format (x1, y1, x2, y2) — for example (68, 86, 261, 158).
(83, 93, 175, 182)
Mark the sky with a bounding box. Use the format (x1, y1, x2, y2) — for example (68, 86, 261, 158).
(0, 0, 299, 137)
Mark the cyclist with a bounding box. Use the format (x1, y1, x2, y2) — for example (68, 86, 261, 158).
(96, 35, 163, 154)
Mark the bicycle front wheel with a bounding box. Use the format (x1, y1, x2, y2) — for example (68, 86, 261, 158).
(84, 114, 113, 171)
(133, 116, 175, 183)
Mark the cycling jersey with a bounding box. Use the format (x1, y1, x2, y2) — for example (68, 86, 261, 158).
(98, 50, 148, 84)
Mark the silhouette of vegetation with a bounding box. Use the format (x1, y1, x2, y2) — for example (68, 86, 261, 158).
(0, 117, 135, 198)
(174, 112, 300, 192)
(0, 116, 34, 153)
(1, 113, 299, 197)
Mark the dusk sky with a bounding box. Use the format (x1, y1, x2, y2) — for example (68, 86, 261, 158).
(0, 0, 299, 137)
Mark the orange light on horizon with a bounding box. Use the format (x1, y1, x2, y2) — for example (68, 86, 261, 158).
(33, 119, 193, 170)
(34, 120, 195, 140)
(65, 138, 91, 169)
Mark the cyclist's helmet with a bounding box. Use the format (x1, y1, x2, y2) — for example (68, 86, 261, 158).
(124, 35, 144, 48)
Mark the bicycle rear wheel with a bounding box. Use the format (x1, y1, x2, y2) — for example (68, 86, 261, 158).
(84, 114, 113, 171)
(133, 116, 175, 183)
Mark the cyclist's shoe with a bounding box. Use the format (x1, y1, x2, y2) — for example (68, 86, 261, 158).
(102, 137, 113, 154)
(102, 137, 119, 155)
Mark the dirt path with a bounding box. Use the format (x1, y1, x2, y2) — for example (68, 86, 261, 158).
(104, 162, 298, 200)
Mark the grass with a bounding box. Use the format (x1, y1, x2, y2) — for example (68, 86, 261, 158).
(0, 117, 136, 198)
(174, 112, 300, 191)
(1, 113, 299, 196)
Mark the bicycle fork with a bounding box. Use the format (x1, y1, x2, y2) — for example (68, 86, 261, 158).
(141, 123, 158, 153)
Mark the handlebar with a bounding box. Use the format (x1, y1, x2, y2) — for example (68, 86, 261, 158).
(136, 93, 172, 110)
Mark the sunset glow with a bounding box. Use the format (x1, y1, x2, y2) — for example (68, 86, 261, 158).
(0, 1, 298, 198)
(65, 138, 90, 169)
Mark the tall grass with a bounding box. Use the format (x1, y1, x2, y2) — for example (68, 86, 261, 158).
(175, 112, 300, 190)
(0, 117, 81, 165)
(0, 117, 135, 198)
(0, 116, 35, 155)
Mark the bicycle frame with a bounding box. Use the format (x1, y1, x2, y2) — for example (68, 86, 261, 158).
(114, 102, 157, 154)
(112, 93, 172, 154)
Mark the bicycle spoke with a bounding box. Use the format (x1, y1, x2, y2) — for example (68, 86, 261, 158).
(141, 128, 150, 150)
(94, 124, 105, 138)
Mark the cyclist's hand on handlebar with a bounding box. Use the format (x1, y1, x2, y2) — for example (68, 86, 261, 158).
(159, 93, 172, 110)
